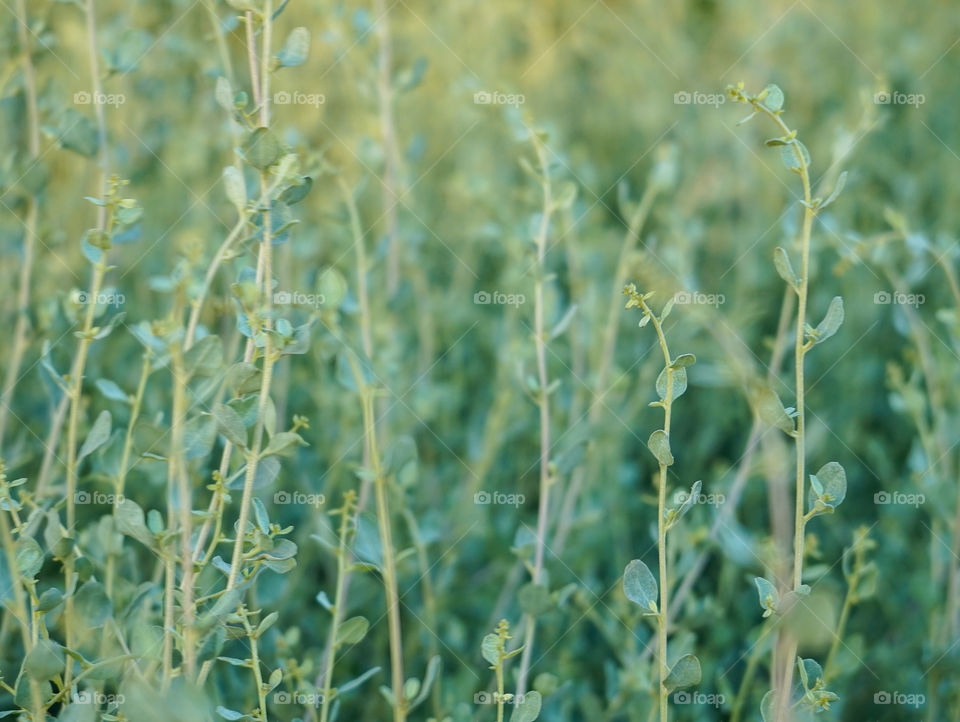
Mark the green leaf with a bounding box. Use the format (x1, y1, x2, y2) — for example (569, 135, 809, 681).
(807, 462, 847, 515)
(223, 166, 246, 211)
(57, 109, 99, 157)
(773, 247, 799, 291)
(647, 429, 674, 466)
(751, 384, 795, 435)
(623, 559, 658, 614)
(185, 335, 224, 377)
(818, 171, 847, 211)
(669, 353, 696, 369)
(242, 127, 282, 170)
(213, 404, 247, 448)
(518, 583, 552, 616)
(16, 537, 44, 579)
(481, 633, 500, 665)
(252, 497, 270, 534)
(78, 410, 111, 462)
(317, 267, 348, 308)
(780, 140, 810, 172)
(261, 431, 307, 458)
(96, 378, 129, 402)
(509, 690, 542, 722)
(337, 667, 381, 695)
(667, 480, 702, 528)
(337, 616, 370, 646)
(276, 27, 310, 67)
(755, 576, 779, 618)
(115, 499, 155, 548)
(215, 76, 233, 111)
(656, 366, 687, 402)
(812, 296, 844, 345)
(409, 656, 441, 709)
(73, 580, 113, 627)
(24, 639, 65, 680)
(761, 84, 784, 111)
(760, 690, 776, 722)
(663, 654, 701, 692)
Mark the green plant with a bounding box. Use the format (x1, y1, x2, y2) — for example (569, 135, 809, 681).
(728, 82, 849, 720)
(621, 284, 701, 721)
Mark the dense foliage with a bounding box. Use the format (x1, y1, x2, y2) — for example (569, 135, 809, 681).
(0, 1, 957, 720)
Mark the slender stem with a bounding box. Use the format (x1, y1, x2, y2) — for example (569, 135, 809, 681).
(0, 0, 41, 451)
(554, 182, 657, 555)
(733, 87, 815, 719)
(635, 294, 675, 722)
(319, 492, 357, 722)
(362, 384, 406, 721)
(105, 354, 149, 597)
(516, 137, 554, 697)
(171, 342, 197, 679)
(0, 473, 44, 720)
(240, 608, 268, 719)
(375, 0, 401, 295)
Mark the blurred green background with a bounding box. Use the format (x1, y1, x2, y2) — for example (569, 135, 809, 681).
(1, 0, 959, 720)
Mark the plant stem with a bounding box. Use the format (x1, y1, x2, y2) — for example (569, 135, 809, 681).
(516, 135, 554, 698)
(361, 383, 406, 721)
(634, 293, 675, 722)
(320, 491, 357, 722)
(375, 0, 401, 295)
(0, 0, 41, 453)
(736, 88, 815, 719)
